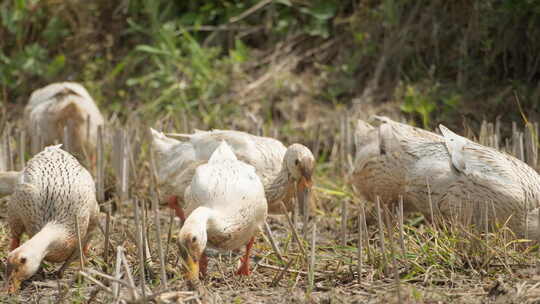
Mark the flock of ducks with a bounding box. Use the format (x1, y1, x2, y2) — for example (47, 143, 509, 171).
(1, 81, 540, 293)
(150, 128, 314, 279)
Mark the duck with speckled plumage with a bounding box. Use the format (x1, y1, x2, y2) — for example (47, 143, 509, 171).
(2, 145, 100, 293)
(24, 82, 104, 161)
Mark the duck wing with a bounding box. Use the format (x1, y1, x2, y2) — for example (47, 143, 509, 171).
(168, 129, 286, 187)
(150, 128, 198, 197)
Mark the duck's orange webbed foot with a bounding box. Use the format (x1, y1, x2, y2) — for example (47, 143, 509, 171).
(83, 242, 91, 257)
(236, 237, 255, 276)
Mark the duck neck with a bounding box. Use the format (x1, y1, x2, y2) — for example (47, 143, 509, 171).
(18, 224, 66, 260)
(183, 207, 213, 237)
(0, 171, 20, 196)
(266, 164, 294, 204)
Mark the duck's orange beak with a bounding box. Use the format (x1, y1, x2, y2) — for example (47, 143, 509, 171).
(179, 245, 200, 288)
(184, 254, 199, 283)
(297, 175, 312, 215)
(299, 176, 312, 189)
(6, 277, 21, 294)
(5, 265, 22, 294)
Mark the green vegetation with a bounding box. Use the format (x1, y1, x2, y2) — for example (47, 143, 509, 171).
(2, 0, 540, 129)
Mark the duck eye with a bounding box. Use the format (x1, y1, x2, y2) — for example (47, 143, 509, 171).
(295, 159, 300, 166)
(20, 257, 26, 264)
(191, 236, 197, 243)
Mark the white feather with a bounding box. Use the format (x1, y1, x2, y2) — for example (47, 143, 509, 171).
(439, 124, 468, 173)
(208, 141, 237, 163)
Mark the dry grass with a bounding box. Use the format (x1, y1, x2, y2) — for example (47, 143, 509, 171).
(1, 106, 540, 304)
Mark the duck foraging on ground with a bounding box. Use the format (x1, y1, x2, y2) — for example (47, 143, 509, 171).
(24, 82, 105, 162)
(3, 145, 100, 293)
(177, 141, 267, 286)
(151, 128, 314, 221)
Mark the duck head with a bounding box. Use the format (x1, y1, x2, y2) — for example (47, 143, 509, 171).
(178, 218, 208, 286)
(285, 144, 315, 189)
(284, 144, 315, 211)
(5, 248, 42, 293)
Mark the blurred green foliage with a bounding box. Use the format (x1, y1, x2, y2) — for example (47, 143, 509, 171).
(400, 83, 460, 128)
(1, 0, 539, 127)
(1, 0, 69, 91)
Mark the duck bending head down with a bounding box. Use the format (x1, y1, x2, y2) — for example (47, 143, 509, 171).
(178, 207, 212, 283)
(4, 145, 100, 293)
(177, 140, 268, 286)
(6, 223, 67, 292)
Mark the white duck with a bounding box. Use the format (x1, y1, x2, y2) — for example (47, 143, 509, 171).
(437, 125, 540, 240)
(178, 141, 267, 284)
(151, 129, 314, 220)
(150, 129, 200, 221)
(24, 82, 105, 160)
